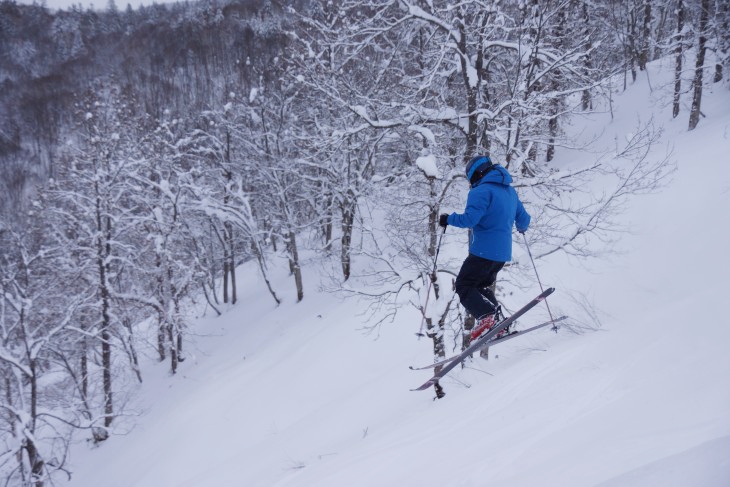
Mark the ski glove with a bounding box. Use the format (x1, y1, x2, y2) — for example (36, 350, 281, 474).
(439, 214, 449, 228)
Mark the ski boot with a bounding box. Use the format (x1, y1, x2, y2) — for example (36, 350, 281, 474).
(471, 306, 508, 341)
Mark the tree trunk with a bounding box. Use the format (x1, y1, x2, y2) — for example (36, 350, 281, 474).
(428, 181, 438, 258)
(101, 328, 113, 428)
(168, 266, 179, 374)
(715, 0, 729, 83)
(457, 18, 479, 156)
(341, 200, 356, 281)
(122, 317, 143, 383)
(4, 375, 15, 439)
(156, 254, 166, 361)
(95, 191, 114, 429)
(547, 6, 565, 162)
(428, 288, 453, 399)
(225, 221, 236, 304)
(323, 197, 333, 252)
(222, 249, 229, 304)
(673, 0, 684, 119)
(24, 437, 45, 487)
(689, 0, 709, 131)
(581, 1, 593, 110)
(638, 1, 652, 70)
(653, 2, 669, 60)
(207, 223, 220, 306)
(176, 297, 184, 363)
(288, 230, 304, 302)
(252, 240, 281, 305)
(167, 319, 178, 374)
(627, 6, 638, 84)
(547, 112, 558, 162)
(157, 311, 166, 361)
(426, 317, 445, 360)
(222, 126, 237, 304)
(81, 336, 89, 401)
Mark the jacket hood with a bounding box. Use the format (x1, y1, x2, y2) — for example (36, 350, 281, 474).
(474, 164, 513, 186)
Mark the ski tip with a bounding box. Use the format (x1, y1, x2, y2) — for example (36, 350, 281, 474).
(549, 315, 568, 332)
(537, 287, 556, 301)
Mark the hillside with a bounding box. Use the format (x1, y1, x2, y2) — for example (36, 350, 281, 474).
(0, 0, 292, 214)
(61, 59, 730, 486)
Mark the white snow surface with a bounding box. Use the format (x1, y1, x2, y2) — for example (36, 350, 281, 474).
(64, 60, 730, 487)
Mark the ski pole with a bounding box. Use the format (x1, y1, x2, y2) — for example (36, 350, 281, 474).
(417, 225, 446, 338)
(522, 232, 559, 331)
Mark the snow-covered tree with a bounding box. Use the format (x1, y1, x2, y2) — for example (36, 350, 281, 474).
(124, 115, 199, 372)
(179, 103, 281, 306)
(0, 227, 74, 486)
(230, 59, 313, 301)
(47, 86, 143, 431)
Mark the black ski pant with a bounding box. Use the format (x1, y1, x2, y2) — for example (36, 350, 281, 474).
(454, 254, 505, 320)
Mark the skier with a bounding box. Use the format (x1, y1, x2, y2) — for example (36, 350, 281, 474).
(439, 155, 531, 340)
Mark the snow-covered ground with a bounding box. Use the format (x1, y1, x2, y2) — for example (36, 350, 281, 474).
(63, 59, 730, 486)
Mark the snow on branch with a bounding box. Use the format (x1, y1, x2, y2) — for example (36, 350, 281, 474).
(403, 2, 461, 45)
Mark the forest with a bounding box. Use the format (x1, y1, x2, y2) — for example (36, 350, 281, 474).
(0, 0, 728, 485)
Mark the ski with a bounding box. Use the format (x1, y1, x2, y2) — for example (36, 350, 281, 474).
(483, 315, 566, 347)
(411, 287, 555, 392)
(408, 315, 567, 371)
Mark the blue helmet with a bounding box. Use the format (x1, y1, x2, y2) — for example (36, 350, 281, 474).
(465, 155, 493, 185)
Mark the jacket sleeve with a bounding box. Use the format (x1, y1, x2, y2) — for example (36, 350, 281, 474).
(447, 188, 489, 229)
(514, 198, 530, 232)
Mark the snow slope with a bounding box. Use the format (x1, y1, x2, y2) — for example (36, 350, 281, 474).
(64, 59, 730, 486)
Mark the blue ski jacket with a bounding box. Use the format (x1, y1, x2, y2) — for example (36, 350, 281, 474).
(447, 165, 530, 262)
